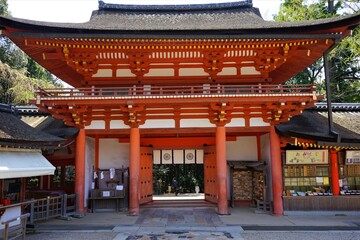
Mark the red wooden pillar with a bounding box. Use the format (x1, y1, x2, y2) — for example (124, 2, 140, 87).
(75, 128, 86, 215)
(330, 150, 340, 195)
(129, 127, 140, 216)
(270, 125, 283, 216)
(216, 125, 228, 215)
(20, 178, 26, 201)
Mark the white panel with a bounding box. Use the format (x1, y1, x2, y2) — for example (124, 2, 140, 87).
(110, 120, 130, 129)
(174, 150, 184, 164)
(92, 69, 112, 78)
(180, 119, 214, 128)
(185, 149, 196, 164)
(218, 67, 237, 76)
(85, 120, 105, 130)
(99, 139, 129, 168)
(0, 151, 55, 179)
(85, 137, 95, 208)
(241, 66, 260, 75)
(179, 68, 208, 76)
(144, 69, 174, 77)
(196, 149, 204, 164)
(0, 205, 21, 230)
(153, 150, 161, 164)
(140, 119, 175, 129)
(116, 69, 136, 77)
(261, 133, 272, 201)
(226, 136, 257, 161)
(162, 150, 173, 164)
(226, 118, 245, 127)
(250, 118, 270, 127)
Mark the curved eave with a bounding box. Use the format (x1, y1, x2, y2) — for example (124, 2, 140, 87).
(0, 13, 359, 38)
(276, 129, 360, 144)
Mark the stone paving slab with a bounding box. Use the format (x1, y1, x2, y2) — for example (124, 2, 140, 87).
(113, 231, 244, 240)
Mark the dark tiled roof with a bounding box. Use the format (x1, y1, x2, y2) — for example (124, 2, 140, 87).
(276, 110, 360, 143)
(0, 2, 359, 35)
(98, 0, 253, 11)
(0, 104, 64, 148)
(315, 102, 360, 111)
(15, 106, 79, 139)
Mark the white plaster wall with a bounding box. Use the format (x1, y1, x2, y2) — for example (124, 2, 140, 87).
(144, 68, 174, 77)
(226, 136, 257, 161)
(85, 137, 95, 208)
(99, 139, 130, 169)
(110, 120, 130, 129)
(218, 67, 237, 76)
(180, 119, 214, 128)
(85, 120, 105, 130)
(260, 133, 272, 202)
(250, 118, 270, 127)
(140, 119, 175, 129)
(226, 118, 245, 127)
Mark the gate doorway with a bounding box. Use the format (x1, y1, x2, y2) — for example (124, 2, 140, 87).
(152, 149, 204, 201)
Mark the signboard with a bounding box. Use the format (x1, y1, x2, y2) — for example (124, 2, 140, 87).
(345, 151, 360, 165)
(286, 150, 328, 165)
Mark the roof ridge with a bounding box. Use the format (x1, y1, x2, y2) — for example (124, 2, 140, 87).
(98, 0, 253, 12)
(314, 102, 360, 110)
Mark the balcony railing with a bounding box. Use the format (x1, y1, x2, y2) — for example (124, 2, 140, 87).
(36, 84, 316, 99)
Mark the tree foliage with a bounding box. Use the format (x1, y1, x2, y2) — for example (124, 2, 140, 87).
(274, 0, 360, 102)
(0, 0, 61, 105)
(0, 61, 56, 105)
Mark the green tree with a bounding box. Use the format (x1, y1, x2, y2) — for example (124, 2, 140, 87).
(0, 61, 57, 105)
(275, 0, 360, 102)
(0, 0, 9, 16)
(0, 0, 61, 104)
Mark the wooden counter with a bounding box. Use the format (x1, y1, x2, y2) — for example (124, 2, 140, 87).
(283, 196, 360, 211)
(89, 189, 125, 212)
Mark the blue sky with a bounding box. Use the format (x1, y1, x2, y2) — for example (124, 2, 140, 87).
(8, 0, 282, 22)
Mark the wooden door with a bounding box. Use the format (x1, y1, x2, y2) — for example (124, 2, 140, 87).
(204, 146, 217, 203)
(139, 147, 153, 205)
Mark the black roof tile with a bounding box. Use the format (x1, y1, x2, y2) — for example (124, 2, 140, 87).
(0, 104, 64, 148)
(0, 1, 359, 35)
(276, 110, 360, 143)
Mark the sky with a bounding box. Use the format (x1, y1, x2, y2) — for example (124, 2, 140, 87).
(7, 0, 283, 22)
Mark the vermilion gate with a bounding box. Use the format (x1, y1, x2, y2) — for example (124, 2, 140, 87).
(139, 147, 153, 205)
(204, 146, 217, 203)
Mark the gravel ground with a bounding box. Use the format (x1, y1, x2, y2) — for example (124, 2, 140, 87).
(24, 231, 360, 240)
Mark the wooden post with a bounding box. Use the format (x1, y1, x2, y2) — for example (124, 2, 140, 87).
(129, 127, 140, 216)
(75, 128, 86, 215)
(216, 125, 228, 215)
(270, 126, 283, 216)
(330, 150, 340, 195)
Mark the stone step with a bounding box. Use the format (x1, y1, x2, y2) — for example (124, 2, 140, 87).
(142, 200, 216, 208)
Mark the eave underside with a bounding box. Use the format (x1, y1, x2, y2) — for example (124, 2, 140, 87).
(34, 84, 319, 132)
(9, 35, 335, 88)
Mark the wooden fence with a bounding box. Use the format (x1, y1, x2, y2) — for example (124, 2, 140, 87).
(27, 193, 77, 224)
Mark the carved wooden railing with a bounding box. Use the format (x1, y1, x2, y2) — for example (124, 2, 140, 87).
(36, 84, 316, 99)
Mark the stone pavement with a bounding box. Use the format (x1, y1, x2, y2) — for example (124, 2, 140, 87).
(26, 206, 360, 239)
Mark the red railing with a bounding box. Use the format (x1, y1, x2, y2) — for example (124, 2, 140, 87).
(36, 84, 316, 98)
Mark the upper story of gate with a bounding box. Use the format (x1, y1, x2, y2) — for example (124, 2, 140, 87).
(1, 1, 359, 88)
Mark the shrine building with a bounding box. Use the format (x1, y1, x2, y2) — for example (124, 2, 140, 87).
(1, 1, 360, 216)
